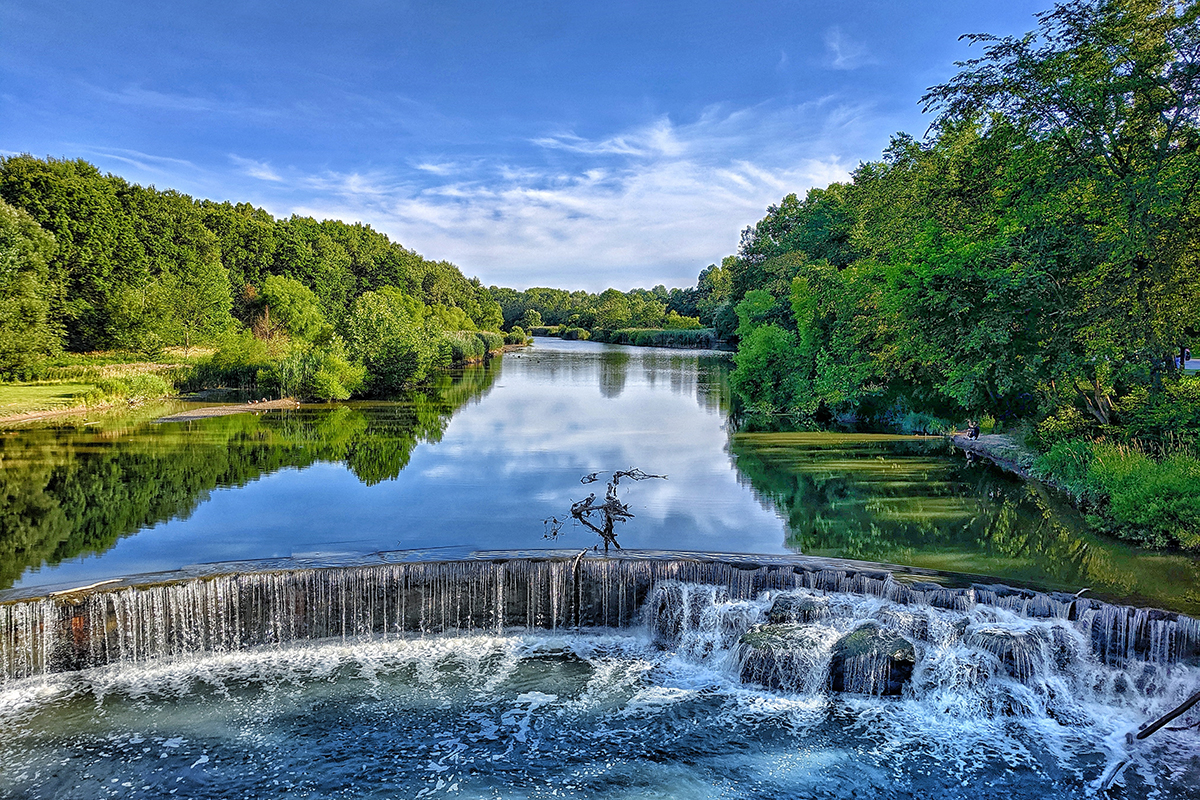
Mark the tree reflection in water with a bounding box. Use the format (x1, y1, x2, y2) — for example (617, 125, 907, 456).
(729, 431, 1200, 614)
(0, 362, 499, 590)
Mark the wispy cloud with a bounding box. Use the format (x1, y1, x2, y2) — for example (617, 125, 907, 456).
(230, 155, 283, 182)
(283, 103, 866, 289)
(824, 27, 877, 70)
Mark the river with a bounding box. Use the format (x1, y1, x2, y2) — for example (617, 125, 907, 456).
(2, 338, 1196, 612)
(3, 339, 1200, 799)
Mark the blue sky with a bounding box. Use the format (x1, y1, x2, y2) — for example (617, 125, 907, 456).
(1, 0, 1047, 291)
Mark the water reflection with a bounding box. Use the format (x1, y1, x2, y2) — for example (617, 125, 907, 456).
(731, 432, 1200, 614)
(0, 365, 500, 590)
(1, 341, 782, 592)
(4, 340, 1196, 614)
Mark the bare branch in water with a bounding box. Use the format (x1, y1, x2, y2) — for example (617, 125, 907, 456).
(544, 468, 667, 552)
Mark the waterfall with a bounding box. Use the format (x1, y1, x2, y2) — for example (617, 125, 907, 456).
(2, 550, 1198, 683)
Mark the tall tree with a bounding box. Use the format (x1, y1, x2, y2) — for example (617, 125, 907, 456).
(923, 0, 1200, 396)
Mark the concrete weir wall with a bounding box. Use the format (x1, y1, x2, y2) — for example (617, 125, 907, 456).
(2, 549, 1198, 682)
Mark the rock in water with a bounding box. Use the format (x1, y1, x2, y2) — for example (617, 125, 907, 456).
(828, 623, 916, 696)
(766, 593, 830, 625)
(737, 624, 830, 692)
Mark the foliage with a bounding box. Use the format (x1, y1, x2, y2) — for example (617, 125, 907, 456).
(0, 200, 58, 378)
(591, 328, 717, 349)
(344, 289, 436, 393)
(1033, 437, 1200, 549)
(0, 154, 506, 399)
(260, 337, 365, 401)
(1029, 406, 1094, 451)
(504, 326, 529, 345)
(439, 330, 487, 363)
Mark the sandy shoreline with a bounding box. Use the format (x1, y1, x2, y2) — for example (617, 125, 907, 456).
(154, 398, 300, 423)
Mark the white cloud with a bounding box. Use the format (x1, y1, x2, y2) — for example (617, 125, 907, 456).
(283, 103, 867, 289)
(230, 155, 283, 182)
(824, 27, 877, 70)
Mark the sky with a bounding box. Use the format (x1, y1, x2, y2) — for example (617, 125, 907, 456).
(0, 0, 1049, 291)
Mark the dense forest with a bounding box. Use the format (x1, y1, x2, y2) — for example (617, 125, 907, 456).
(0, 155, 506, 398)
(487, 275, 727, 348)
(704, 0, 1200, 549)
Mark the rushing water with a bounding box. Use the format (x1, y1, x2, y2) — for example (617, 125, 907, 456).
(1, 562, 1198, 799)
(2, 339, 1198, 612)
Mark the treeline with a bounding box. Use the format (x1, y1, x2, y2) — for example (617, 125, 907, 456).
(488, 276, 731, 346)
(0, 155, 505, 397)
(701, 0, 1200, 548)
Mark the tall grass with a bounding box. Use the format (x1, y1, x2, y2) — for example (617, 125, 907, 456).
(1033, 439, 1200, 549)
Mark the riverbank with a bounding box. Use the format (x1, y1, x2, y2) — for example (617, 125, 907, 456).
(154, 398, 301, 423)
(948, 432, 1038, 480)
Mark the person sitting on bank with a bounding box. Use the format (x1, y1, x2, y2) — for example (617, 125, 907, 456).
(967, 420, 981, 440)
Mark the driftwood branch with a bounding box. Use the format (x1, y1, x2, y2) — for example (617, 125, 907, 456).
(543, 468, 667, 552)
(1097, 688, 1200, 793)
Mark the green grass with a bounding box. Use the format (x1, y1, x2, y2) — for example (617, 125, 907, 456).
(0, 382, 95, 417)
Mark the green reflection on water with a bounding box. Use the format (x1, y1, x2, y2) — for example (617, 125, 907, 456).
(0, 363, 499, 590)
(730, 432, 1200, 614)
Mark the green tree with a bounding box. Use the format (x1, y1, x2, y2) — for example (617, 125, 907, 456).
(257, 274, 330, 341)
(0, 200, 59, 375)
(924, 0, 1200, 390)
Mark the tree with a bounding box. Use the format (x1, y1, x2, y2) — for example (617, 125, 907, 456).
(923, 0, 1200, 387)
(257, 274, 329, 341)
(0, 200, 58, 375)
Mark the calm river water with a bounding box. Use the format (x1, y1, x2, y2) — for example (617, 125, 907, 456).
(2, 338, 1198, 612)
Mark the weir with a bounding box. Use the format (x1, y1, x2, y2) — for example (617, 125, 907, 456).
(2, 548, 1198, 683)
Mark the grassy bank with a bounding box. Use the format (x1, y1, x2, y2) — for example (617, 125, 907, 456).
(530, 325, 724, 349)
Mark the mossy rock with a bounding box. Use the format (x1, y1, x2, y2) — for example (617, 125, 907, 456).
(766, 594, 830, 625)
(828, 623, 916, 696)
(737, 624, 829, 692)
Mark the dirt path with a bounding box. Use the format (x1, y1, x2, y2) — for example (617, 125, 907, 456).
(949, 432, 1037, 480)
(0, 402, 112, 426)
(154, 398, 300, 423)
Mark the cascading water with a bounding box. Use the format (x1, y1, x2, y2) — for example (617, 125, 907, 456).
(1, 550, 1198, 798)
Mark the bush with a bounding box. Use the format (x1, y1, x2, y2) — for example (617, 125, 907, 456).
(1033, 438, 1200, 549)
(439, 330, 486, 363)
(529, 326, 561, 337)
(258, 338, 364, 401)
(1111, 376, 1200, 452)
(475, 330, 504, 353)
(596, 328, 717, 349)
(560, 326, 590, 340)
(1031, 439, 1095, 501)
(188, 331, 274, 392)
(83, 372, 173, 405)
(1029, 405, 1093, 451)
(504, 326, 529, 345)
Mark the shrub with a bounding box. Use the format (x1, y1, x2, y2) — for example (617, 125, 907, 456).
(475, 330, 504, 353)
(504, 326, 529, 345)
(560, 326, 590, 340)
(83, 372, 173, 405)
(1111, 377, 1200, 452)
(1031, 439, 1095, 501)
(1029, 405, 1093, 451)
(439, 330, 486, 363)
(1087, 443, 1200, 549)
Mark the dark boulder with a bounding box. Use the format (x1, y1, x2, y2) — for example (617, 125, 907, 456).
(828, 623, 916, 696)
(965, 626, 1055, 682)
(766, 594, 830, 625)
(737, 624, 829, 692)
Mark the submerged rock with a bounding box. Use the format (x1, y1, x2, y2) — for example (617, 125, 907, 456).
(737, 624, 830, 692)
(966, 625, 1073, 682)
(828, 623, 916, 696)
(766, 593, 830, 625)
